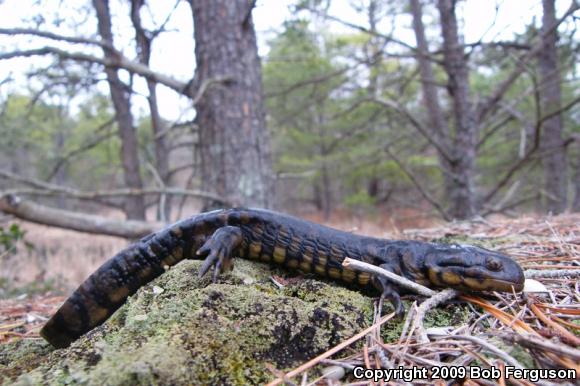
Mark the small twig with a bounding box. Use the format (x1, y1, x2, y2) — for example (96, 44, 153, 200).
(413, 289, 459, 344)
(342, 257, 436, 297)
(496, 332, 580, 361)
(431, 335, 525, 369)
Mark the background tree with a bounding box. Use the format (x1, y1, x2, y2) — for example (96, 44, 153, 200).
(189, 0, 274, 209)
(93, 0, 146, 220)
(538, 0, 568, 214)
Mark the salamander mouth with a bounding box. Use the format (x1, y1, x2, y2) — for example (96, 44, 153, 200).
(481, 278, 524, 292)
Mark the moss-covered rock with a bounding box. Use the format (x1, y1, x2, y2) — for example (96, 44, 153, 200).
(1, 259, 472, 385)
(2, 260, 377, 385)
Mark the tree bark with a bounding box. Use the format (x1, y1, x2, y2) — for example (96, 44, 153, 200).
(573, 163, 580, 211)
(409, 0, 454, 207)
(189, 0, 273, 209)
(436, 0, 477, 219)
(538, 0, 568, 213)
(129, 0, 172, 221)
(93, 0, 146, 220)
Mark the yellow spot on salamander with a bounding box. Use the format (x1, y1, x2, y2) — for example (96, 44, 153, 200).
(357, 272, 371, 286)
(287, 259, 299, 269)
(328, 268, 341, 279)
(273, 247, 286, 264)
(342, 269, 356, 283)
(441, 271, 461, 285)
(299, 259, 311, 272)
(248, 242, 262, 259)
(239, 212, 251, 224)
(314, 264, 326, 275)
(464, 278, 487, 291)
(108, 286, 130, 304)
(428, 269, 443, 286)
(137, 266, 153, 282)
(88, 304, 110, 327)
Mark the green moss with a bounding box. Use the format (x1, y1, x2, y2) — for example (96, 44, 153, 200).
(378, 301, 470, 343)
(3, 260, 377, 385)
(0, 339, 52, 381)
(487, 337, 535, 369)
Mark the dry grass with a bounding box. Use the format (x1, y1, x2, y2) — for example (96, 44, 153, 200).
(0, 220, 128, 292)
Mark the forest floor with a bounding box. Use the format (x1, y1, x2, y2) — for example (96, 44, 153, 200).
(0, 211, 579, 385)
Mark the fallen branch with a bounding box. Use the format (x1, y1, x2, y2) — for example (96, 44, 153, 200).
(0, 168, 231, 206)
(4, 187, 229, 206)
(0, 194, 162, 239)
(342, 257, 436, 297)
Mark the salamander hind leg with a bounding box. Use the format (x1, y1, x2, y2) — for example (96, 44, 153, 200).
(196, 226, 243, 282)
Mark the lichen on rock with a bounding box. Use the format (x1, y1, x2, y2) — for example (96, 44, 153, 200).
(2, 258, 474, 385)
(2, 259, 377, 385)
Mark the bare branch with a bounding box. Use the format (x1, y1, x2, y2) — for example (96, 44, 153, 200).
(302, 5, 419, 54)
(0, 27, 112, 49)
(0, 169, 232, 206)
(264, 67, 350, 99)
(371, 97, 454, 164)
(0, 47, 188, 94)
(47, 118, 116, 181)
(0, 46, 230, 102)
(481, 94, 580, 204)
(384, 146, 451, 221)
(3, 187, 231, 206)
(477, 1, 579, 122)
(0, 194, 161, 239)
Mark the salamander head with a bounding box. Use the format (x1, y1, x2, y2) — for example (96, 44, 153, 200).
(423, 244, 525, 292)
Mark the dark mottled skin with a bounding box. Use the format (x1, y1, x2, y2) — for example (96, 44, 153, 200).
(41, 209, 525, 348)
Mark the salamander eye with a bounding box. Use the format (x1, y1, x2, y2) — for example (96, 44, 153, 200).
(486, 258, 502, 272)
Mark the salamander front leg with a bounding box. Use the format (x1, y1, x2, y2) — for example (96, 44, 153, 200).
(372, 265, 405, 318)
(196, 226, 243, 282)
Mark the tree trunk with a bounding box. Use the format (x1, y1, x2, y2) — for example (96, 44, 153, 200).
(573, 163, 580, 211)
(410, 0, 454, 205)
(365, 0, 382, 199)
(436, 0, 477, 219)
(538, 0, 567, 213)
(130, 0, 172, 221)
(93, 0, 146, 220)
(189, 0, 273, 208)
